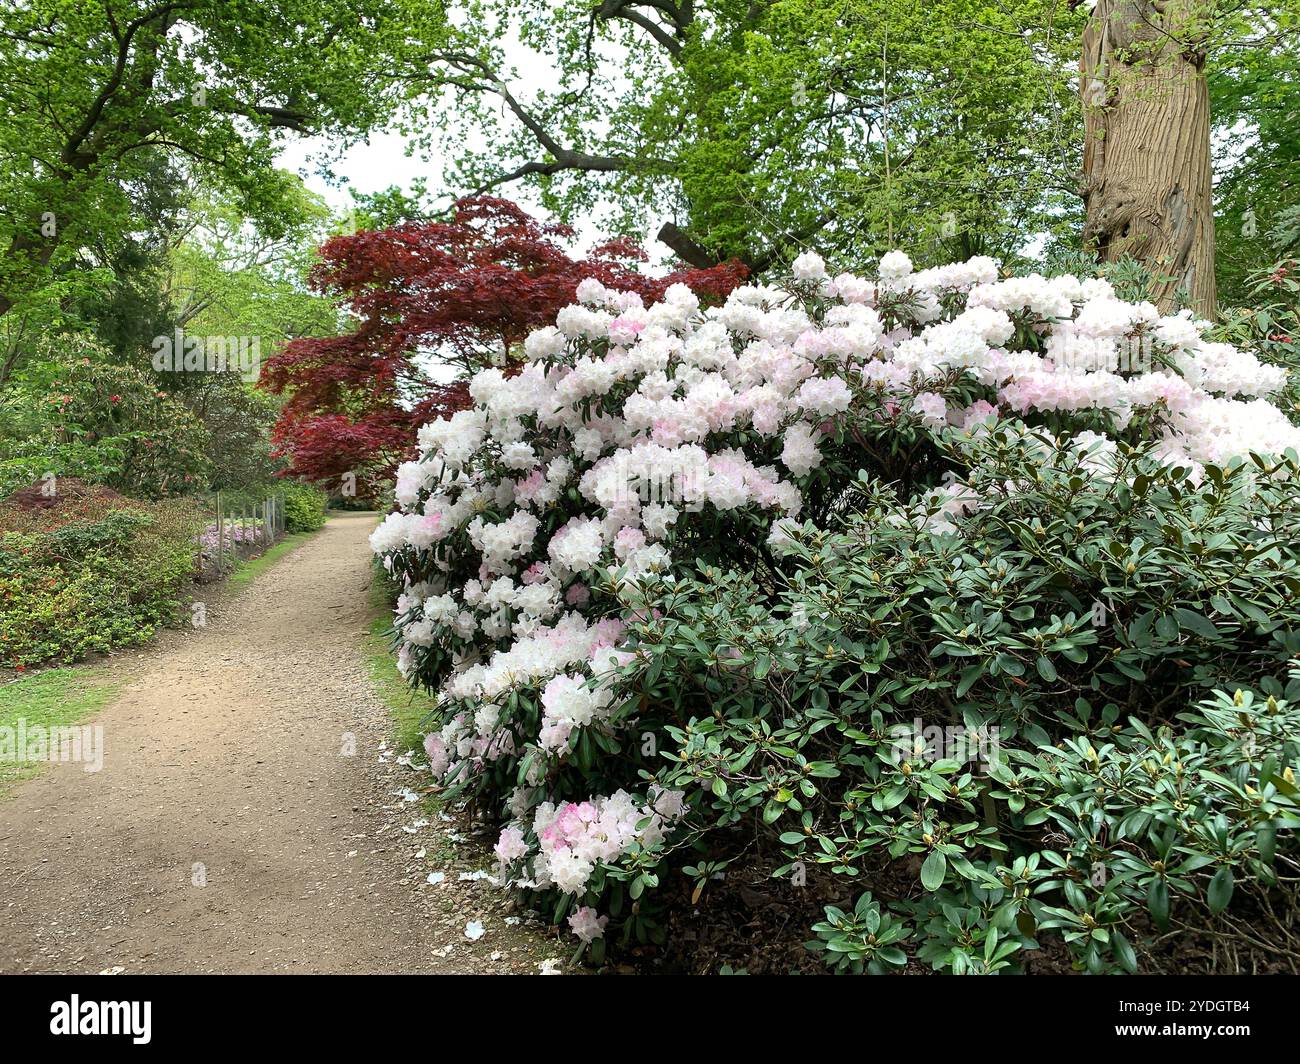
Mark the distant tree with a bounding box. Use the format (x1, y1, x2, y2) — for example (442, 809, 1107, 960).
(1207, 3, 1300, 303)
(260, 196, 748, 499)
(0, 0, 447, 319)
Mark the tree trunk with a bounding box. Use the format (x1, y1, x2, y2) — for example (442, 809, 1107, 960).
(1080, 0, 1216, 317)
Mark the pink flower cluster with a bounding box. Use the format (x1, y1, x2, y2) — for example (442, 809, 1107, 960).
(500, 788, 686, 898)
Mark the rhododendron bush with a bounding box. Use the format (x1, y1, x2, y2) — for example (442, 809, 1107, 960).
(370, 249, 1300, 965)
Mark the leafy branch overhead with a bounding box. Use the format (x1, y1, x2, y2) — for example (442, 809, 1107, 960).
(0, 0, 449, 317)
(405, 0, 1089, 271)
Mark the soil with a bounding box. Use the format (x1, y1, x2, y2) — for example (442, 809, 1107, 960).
(0, 512, 558, 974)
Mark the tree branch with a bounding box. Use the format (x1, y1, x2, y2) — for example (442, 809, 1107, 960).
(418, 51, 671, 192)
(64, 2, 194, 168)
(594, 0, 685, 56)
(656, 222, 720, 268)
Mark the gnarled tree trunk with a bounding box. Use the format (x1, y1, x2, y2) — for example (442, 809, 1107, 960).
(1080, 0, 1216, 316)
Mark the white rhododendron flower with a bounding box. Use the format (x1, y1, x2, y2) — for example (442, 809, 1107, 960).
(568, 906, 609, 943)
(371, 254, 1300, 901)
(791, 250, 827, 282)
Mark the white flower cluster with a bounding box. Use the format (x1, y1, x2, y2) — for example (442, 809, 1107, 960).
(376, 249, 1299, 909)
(524, 788, 686, 895)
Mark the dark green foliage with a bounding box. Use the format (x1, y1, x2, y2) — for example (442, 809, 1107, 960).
(523, 426, 1300, 972)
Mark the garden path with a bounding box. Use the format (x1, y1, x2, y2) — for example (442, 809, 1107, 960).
(0, 512, 549, 973)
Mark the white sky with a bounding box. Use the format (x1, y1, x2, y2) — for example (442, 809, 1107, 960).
(277, 131, 435, 211)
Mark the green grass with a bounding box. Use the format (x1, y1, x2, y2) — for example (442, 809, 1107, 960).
(360, 565, 458, 845)
(0, 665, 126, 793)
(363, 570, 438, 753)
(226, 531, 314, 592)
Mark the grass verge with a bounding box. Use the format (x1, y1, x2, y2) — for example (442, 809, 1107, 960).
(0, 666, 126, 794)
(362, 569, 438, 753)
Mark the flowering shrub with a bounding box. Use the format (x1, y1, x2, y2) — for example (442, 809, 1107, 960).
(371, 249, 1300, 964)
(198, 522, 263, 549)
(41, 357, 211, 499)
(195, 520, 265, 575)
(1, 488, 202, 667)
(635, 432, 1300, 972)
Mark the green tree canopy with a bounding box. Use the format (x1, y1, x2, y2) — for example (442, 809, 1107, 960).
(405, 0, 1086, 271)
(1208, 2, 1300, 302)
(0, 0, 448, 318)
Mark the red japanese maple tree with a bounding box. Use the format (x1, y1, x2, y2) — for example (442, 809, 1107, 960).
(261, 196, 747, 499)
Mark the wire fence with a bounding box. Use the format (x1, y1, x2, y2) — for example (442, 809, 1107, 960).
(194, 491, 287, 581)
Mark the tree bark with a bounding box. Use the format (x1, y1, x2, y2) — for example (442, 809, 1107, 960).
(1080, 0, 1216, 316)
(657, 222, 723, 269)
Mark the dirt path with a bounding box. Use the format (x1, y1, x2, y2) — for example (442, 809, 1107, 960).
(0, 512, 553, 974)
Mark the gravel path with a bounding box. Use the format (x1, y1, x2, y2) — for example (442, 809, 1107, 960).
(0, 512, 552, 974)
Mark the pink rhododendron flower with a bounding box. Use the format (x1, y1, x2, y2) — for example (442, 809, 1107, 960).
(568, 906, 609, 943)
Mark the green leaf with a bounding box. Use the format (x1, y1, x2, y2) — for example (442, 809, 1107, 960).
(1173, 608, 1220, 640)
(920, 850, 947, 891)
(956, 664, 984, 698)
(1147, 879, 1170, 930)
(1207, 866, 1235, 914)
(1269, 772, 1299, 798)
(1257, 823, 1278, 865)
(1112, 930, 1138, 974)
